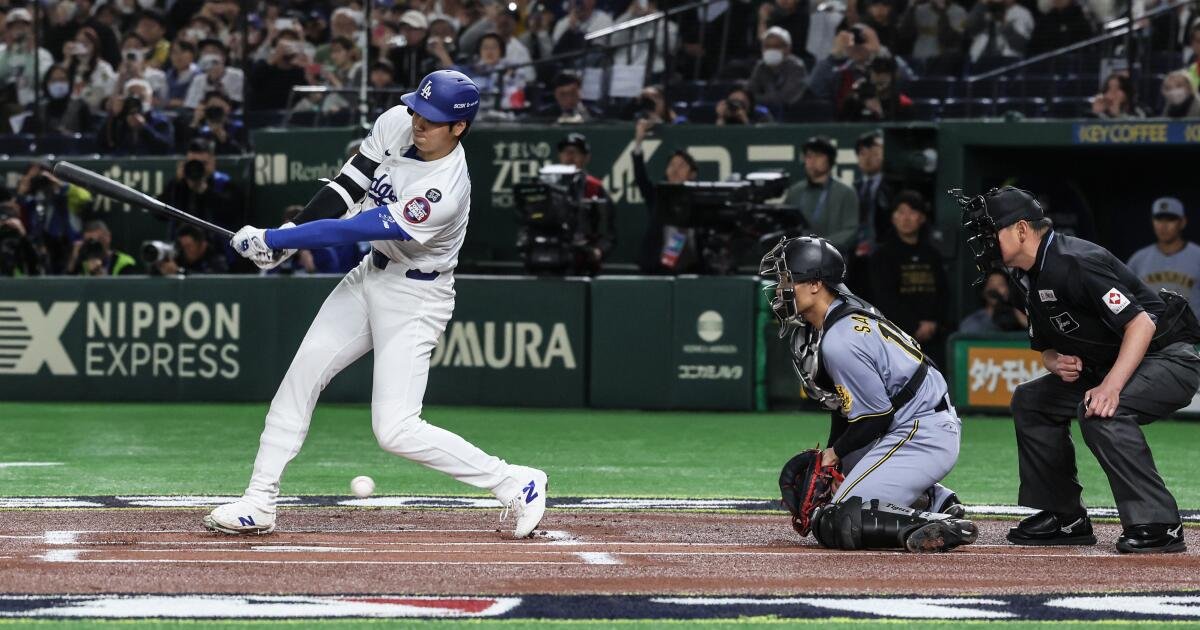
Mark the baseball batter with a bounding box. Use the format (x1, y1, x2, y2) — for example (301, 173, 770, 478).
(204, 70, 548, 538)
(765, 236, 975, 552)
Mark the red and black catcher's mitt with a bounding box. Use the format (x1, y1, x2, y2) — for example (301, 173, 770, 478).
(779, 448, 844, 536)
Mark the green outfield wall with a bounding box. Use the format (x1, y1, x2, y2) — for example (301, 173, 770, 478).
(0, 275, 763, 409)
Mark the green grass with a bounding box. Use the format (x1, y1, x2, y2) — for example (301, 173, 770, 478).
(3, 620, 1200, 629)
(2, 403, 1200, 507)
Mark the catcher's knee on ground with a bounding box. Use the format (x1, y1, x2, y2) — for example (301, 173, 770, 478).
(811, 496, 978, 552)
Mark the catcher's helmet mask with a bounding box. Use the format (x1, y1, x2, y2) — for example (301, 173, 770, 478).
(760, 236, 870, 412)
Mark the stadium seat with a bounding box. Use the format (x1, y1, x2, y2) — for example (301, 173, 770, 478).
(687, 100, 717, 123)
(905, 76, 958, 99)
(1056, 73, 1097, 97)
(937, 97, 994, 119)
(994, 96, 1047, 117)
(0, 134, 33, 155)
(781, 99, 834, 122)
(1016, 74, 1057, 98)
(33, 133, 98, 156)
(1047, 96, 1092, 118)
(908, 97, 940, 120)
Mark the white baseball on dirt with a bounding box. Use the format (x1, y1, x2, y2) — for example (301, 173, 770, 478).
(350, 475, 375, 499)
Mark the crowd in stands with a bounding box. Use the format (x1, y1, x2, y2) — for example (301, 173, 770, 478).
(0, 0, 1190, 145)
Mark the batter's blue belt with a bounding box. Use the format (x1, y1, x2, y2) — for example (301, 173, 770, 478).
(371, 248, 440, 281)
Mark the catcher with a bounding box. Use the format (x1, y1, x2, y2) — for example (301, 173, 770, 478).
(764, 236, 977, 552)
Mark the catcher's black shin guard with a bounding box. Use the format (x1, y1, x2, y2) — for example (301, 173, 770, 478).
(813, 497, 978, 552)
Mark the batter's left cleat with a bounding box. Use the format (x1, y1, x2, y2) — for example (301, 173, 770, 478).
(904, 518, 979, 553)
(503, 466, 548, 538)
(203, 500, 276, 535)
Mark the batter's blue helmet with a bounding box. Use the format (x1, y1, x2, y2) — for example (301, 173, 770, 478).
(401, 70, 480, 124)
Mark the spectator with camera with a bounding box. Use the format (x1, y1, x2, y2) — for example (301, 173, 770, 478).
(160, 138, 244, 242)
(0, 8, 54, 119)
(63, 27, 118, 118)
(783, 135, 858, 255)
(747, 26, 809, 112)
(868, 190, 948, 363)
(520, 3, 557, 82)
(896, 0, 967, 62)
(154, 224, 228, 276)
(248, 31, 312, 111)
(15, 161, 94, 274)
(1160, 71, 1200, 118)
(1090, 72, 1146, 118)
(118, 32, 167, 105)
(632, 117, 700, 273)
(315, 8, 363, 67)
(809, 23, 915, 110)
(959, 269, 1029, 334)
(838, 54, 913, 121)
(1028, 0, 1093, 56)
(964, 0, 1034, 62)
(184, 39, 243, 109)
(715, 85, 772, 125)
(67, 220, 137, 276)
(0, 191, 42, 277)
(180, 91, 245, 154)
(98, 78, 175, 155)
(386, 10, 434, 88)
(632, 85, 684, 124)
(537, 72, 602, 123)
(552, 0, 614, 54)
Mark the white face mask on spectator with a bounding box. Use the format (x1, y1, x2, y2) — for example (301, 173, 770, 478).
(1165, 87, 1191, 106)
(763, 49, 784, 66)
(48, 81, 70, 99)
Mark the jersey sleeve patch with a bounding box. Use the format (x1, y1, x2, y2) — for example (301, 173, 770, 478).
(1103, 287, 1129, 314)
(835, 384, 853, 415)
(401, 196, 432, 224)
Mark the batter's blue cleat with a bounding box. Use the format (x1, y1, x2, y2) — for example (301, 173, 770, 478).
(203, 500, 277, 535)
(503, 466, 548, 538)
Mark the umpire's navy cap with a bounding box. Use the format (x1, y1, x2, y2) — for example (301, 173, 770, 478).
(987, 186, 1044, 228)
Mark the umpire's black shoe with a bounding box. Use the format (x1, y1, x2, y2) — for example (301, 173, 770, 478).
(1115, 523, 1186, 554)
(1006, 510, 1097, 546)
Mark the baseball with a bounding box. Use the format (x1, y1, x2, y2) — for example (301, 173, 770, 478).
(350, 475, 375, 499)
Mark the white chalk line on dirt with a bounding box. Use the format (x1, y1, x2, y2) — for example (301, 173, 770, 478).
(576, 552, 622, 565)
(35, 555, 583, 566)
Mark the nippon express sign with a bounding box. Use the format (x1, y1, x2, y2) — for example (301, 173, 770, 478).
(0, 300, 240, 380)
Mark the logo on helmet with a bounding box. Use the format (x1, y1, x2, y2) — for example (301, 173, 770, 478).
(419, 81, 432, 100)
(403, 197, 432, 224)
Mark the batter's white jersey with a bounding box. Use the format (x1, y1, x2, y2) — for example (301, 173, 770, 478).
(356, 105, 471, 273)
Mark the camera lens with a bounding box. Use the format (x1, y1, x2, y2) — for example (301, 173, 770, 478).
(184, 159, 206, 181)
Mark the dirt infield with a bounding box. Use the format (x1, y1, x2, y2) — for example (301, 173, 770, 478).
(0, 508, 1197, 597)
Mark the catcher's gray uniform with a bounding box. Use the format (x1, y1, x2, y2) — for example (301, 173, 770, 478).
(818, 299, 962, 508)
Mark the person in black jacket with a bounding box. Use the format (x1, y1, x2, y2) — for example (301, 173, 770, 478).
(631, 117, 699, 274)
(867, 190, 947, 364)
(1028, 0, 1094, 56)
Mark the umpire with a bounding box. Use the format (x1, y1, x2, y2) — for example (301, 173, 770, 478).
(963, 187, 1200, 554)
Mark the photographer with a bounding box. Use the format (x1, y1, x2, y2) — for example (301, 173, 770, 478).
(556, 132, 615, 274)
(117, 32, 166, 105)
(959, 269, 1029, 334)
(98, 79, 175, 155)
(809, 23, 915, 110)
(386, 11, 434, 88)
(16, 162, 94, 274)
(67, 220, 137, 276)
(632, 117, 699, 274)
(630, 85, 684, 124)
(159, 138, 244, 243)
(715, 86, 771, 125)
(180, 91, 245, 154)
(154, 224, 228, 276)
(964, 0, 1034, 62)
(184, 39, 244, 109)
(838, 55, 913, 121)
(248, 31, 311, 111)
(0, 192, 42, 277)
(0, 8, 54, 116)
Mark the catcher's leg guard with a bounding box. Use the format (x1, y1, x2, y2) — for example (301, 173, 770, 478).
(811, 497, 978, 552)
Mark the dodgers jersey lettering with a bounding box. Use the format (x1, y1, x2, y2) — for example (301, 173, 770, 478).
(819, 299, 950, 428)
(357, 104, 471, 273)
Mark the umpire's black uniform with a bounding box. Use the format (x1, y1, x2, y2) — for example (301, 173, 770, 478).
(1004, 211, 1200, 552)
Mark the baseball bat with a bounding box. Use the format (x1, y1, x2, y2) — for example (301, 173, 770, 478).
(52, 161, 235, 240)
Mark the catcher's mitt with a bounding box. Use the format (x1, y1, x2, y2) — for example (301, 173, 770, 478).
(779, 448, 844, 536)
